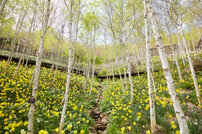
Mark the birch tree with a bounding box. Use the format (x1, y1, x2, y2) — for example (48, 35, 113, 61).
(104, 1, 125, 91)
(167, 0, 201, 105)
(147, 0, 189, 133)
(144, 0, 156, 133)
(28, 0, 51, 133)
(163, 4, 183, 81)
(178, 16, 201, 104)
(82, 12, 99, 96)
(59, 0, 74, 132)
(12, 0, 38, 79)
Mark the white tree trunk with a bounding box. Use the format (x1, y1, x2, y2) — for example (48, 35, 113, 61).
(112, 59, 115, 82)
(90, 28, 96, 96)
(125, 43, 134, 105)
(114, 41, 124, 91)
(105, 31, 109, 86)
(179, 18, 201, 105)
(59, 0, 73, 132)
(123, 57, 128, 90)
(147, 0, 189, 133)
(190, 33, 196, 55)
(144, 0, 156, 133)
(167, 26, 183, 81)
(28, 0, 51, 134)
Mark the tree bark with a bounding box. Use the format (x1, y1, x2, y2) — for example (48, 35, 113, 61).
(179, 17, 201, 105)
(166, 25, 183, 81)
(176, 32, 186, 66)
(144, 0, 156, 133)
(28, 0, 51, 133)
(90, 27, 96, 96)
(59, 0, 74, 132)
(125, 43, 134, 105)
(147, 0, 189, 133)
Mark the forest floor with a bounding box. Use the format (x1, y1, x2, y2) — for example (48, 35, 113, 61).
(90, 83, 108, 134)
(0, 55, 202, 134)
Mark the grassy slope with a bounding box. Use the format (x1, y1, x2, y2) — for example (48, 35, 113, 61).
(100, 58, 202, 134)
(0, 60, 99, 133)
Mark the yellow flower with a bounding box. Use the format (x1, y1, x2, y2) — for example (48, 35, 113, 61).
(67, 125, 72, 130)
(73, 106, 78, 110)
(55, 128, 59, 132)
(169, 115, 172, 118)
(61, 130, 65, 134)
(80, 130, 84, 134)
(128, 109, 132, 113)
(0, 113, 4, 117)
(82, 118, 85, 121)
(53, 111, 59, 117)
(133, 122, 136, 126)
(10, 126, 15, 132)
(145, 105, 149, 110)
(171, 121, 177, 129)
(39, 130, 48, 134)
(74, 130, 77, 134)
(128, 126, 131, 131)
(4, 118, 8, 122)
(121, 127, 125, 133)
(172, 124, 177, 129)
(176, 130, 180, 134)
(146, 130, 150, 134)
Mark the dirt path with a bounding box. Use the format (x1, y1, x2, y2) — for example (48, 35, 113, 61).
(90, 84, 108, 134)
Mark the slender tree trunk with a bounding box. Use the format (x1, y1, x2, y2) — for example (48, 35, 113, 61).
(125, 42, 134, 105)
(25, 58, 28, 69)
(166, 26, 183, 81)
(114, 43, 124, 91)
(83, 40, 91, 91)
(147, 0, 189, 133)
(12, 6, 37, 79)
(179, 17, 201, 105)
(135, 56, 140, 76)
(197, 24, 201, 38)
(123, 64, 127, 89)
(4, 7, 28, 73)
(149, 53, 154, 73)
(123, 55, 127, 90)
(52, 43, 60, 91)
(190, 33, 196, 55)
(112, 59, 115, 82)
(59, 0, 74, 132)
(29, 69, 35, 88)
(28, 1, 51, 133)
(144, 1, 156, 133)
(107, 11, 124, 89)
(104, 31, 109, 86)
(0, 0, 8, 20)
(90, 28, 96, 96)
(176, 32, 186, 66)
